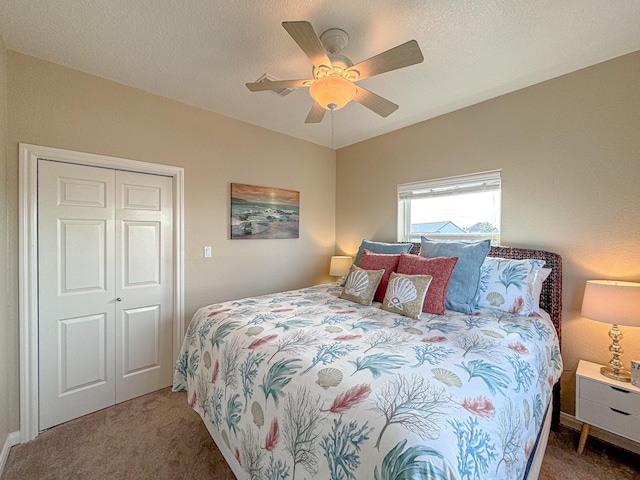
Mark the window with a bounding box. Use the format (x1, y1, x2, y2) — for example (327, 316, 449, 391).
(398, 170, 501, 244)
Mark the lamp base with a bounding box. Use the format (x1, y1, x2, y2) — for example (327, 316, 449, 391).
(600, 366, 631, 382)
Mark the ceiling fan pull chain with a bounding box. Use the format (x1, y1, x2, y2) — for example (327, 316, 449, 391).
(331, 109, 335, 150)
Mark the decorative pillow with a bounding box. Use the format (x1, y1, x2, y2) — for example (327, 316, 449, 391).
(340, 265, 385, 306)
(531, 267, 552, 313)
(358, 250, 401, 303)
(354, 239, 413, 266)
(419, 237, 491, 314)
(475, 257, 546, 315)
(396, 253, 458, 315)
(381, 272, 432, 319)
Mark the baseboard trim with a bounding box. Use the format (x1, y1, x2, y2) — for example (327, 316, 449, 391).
(560, 412, 640, 455)
(0, 431, 20, 476)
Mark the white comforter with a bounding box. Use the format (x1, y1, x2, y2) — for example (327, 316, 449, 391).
(174, 282, 562, 480)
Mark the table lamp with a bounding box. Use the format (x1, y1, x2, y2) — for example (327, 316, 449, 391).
(581, 280, 640, 382)
(329, 255, 352, 278)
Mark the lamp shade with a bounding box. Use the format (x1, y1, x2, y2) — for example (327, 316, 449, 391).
(581, 280, 640, 327)
(329, 255, 352, 277)
(309, 76, 357, 111)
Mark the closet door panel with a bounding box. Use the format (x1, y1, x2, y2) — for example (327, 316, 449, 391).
(115, 171, 174, 402)
(38, 160, 116, 430)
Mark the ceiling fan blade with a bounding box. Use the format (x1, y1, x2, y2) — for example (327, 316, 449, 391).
(348, 40, 423, 80)
(282, 21, 332, 69)
(305, 102, 326, 123)
(353, 87, 399, 117)
(246, 79, 312, 92)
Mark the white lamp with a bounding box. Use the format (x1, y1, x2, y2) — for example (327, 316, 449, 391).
(581, 280, 640, 382)
(329, 255, 352, 278)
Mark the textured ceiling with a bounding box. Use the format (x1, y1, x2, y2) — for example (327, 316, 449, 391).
(1, 1, 640, 149)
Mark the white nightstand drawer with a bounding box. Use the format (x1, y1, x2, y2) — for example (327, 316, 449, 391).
(578, 397, 640, 443)
(579, 377, 640, 416)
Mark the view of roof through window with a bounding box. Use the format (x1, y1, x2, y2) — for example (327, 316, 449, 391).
(409, 190, 500, 235)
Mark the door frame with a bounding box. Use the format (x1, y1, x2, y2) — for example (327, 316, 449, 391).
(19, 143, 185, 442)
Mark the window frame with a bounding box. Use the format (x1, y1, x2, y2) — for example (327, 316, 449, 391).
(397, 170, 501, 244)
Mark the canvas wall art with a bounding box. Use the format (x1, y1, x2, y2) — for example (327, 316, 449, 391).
(231, 183, 300, 239)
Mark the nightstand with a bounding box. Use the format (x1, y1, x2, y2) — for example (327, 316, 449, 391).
(575, 360, 640, 454)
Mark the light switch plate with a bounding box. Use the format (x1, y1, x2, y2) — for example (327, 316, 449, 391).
(204, 246, 212, 258)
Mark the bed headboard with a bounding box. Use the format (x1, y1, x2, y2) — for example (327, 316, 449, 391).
(407, 243, 563, 346)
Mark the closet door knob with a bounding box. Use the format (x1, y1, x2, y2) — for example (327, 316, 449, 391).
(116, 297, 122, 302)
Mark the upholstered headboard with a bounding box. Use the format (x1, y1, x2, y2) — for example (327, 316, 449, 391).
(408, 243, 563, 346)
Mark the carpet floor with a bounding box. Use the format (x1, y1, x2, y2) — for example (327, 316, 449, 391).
(2, 387, 639, 479)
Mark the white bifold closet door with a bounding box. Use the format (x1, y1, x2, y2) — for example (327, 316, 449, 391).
(38, 159, 174, 430)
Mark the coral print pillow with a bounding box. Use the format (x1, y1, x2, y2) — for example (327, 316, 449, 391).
(381, 272, 432, 319)
(339, 265, 385, 306)
(475, 257, 546, 315)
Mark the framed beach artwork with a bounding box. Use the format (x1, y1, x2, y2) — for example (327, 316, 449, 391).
(230, 183, 300, 239)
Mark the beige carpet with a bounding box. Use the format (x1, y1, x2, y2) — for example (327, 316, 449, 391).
(2, 387, 638, 479)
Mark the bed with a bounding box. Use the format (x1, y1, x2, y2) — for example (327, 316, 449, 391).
(173, 243, 563, 480)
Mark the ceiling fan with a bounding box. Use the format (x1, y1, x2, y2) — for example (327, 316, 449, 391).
(245, 21, 424, 124)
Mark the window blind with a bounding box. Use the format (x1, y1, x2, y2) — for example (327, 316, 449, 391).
(398, 170, 501, 200)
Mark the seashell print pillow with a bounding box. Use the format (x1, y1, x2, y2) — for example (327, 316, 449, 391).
(339, 265, 385, 306)
(381, 272, 432, 319)
(474, 257, 546, 315)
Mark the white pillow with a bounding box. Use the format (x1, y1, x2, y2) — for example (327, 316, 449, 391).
(530, 267, 552, 314)
(475, 257, 546, 315)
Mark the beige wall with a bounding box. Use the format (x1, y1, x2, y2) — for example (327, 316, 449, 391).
(3, 45, 639, 442)
(336, 50, 640, 414)
(0, 34, 10, 448)
(4, 52, 336, 434)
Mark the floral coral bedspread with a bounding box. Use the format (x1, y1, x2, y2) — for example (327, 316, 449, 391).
(173, 282, 562, 480)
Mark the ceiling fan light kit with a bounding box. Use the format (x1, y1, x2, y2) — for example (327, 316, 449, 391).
(309, 75, 356, 111)
(246, 21, 424, 123)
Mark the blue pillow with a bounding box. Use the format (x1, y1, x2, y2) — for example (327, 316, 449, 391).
(419, 237, 491, 314)
(354, 240, 413, 266)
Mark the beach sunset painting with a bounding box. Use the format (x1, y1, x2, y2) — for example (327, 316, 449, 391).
(231, 183, 300, 239)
